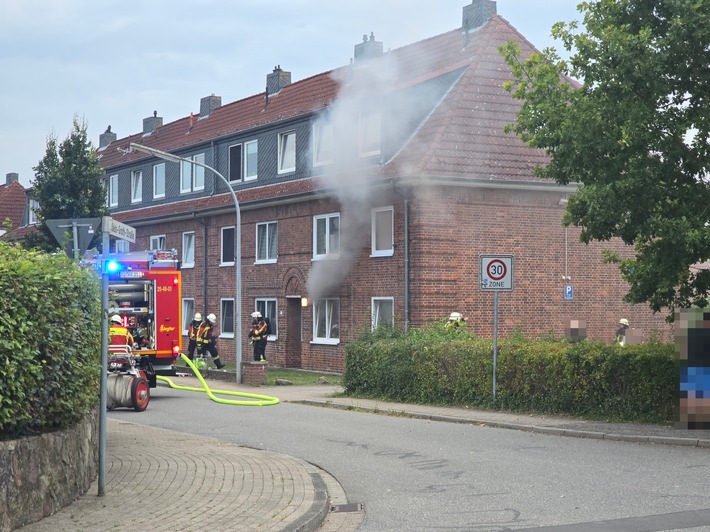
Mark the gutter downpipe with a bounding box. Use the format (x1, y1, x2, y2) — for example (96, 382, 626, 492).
(193, 212, 209, 316)
(391, 180, 410, 332)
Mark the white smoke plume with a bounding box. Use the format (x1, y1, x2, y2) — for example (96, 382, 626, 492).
(306, 34, 451, 302)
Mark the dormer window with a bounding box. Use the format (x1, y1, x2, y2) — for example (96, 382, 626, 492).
(313, 123, 333, 166)
(28, 199, 39, 225)
(180, 153, 205, 193)
(131, 170, 142, 203)
(359, 112, 381, 157)
(278, 131, 296, 174)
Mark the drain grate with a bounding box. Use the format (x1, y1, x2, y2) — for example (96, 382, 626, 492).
(330, 503, 363, 513)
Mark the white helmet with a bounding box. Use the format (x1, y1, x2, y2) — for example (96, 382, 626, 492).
(449, 312, 463, 321)
(251, 311, 262, 319)
(110, 314, 122, 324)
(194, 313, 202, 321)
(207, 313, 217, 324)
(619, 318, 629, 326)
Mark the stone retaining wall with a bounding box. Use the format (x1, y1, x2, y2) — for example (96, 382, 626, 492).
(0, 408, 99, 531)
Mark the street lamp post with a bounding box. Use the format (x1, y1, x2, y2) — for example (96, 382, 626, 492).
(129, 143, 243, 383)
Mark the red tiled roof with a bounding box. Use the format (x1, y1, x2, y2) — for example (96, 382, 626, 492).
(100, 14, 553, 187)
(383, 16, 550, 181)
(0, 181, 27, 231)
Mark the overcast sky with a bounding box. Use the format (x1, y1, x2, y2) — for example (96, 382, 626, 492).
(0, 0, 582, 187)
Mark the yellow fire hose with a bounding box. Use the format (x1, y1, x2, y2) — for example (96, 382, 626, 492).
(156, 353, 280, 406)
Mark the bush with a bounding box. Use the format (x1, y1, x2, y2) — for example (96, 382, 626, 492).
(344, 325, 677, 423)
(0, 242, 101, 439)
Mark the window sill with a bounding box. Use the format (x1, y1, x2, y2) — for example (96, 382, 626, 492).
(220, 262, 235, 267)
(370, 251, 394, 258)
(310, 339, 340, 346)
(255, 259, 277, 265)
(312, 254, 340, 261)
(182, 263, 194, 269)
(220, 333, 235, 339)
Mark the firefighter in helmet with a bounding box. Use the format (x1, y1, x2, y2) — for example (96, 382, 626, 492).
(248, 311, 268, 362)
(109, 314, 134, 350)
(186, 312, 202, 361)
(197, 313, 226, 369)
(616, 318, 629, 346)
(445, 312, 466, 332)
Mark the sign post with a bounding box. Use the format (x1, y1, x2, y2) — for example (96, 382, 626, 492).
(97, 217, 135, 496)
(479, 255, 514, 397)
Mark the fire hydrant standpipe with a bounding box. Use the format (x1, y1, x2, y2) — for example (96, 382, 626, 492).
(157, 354, 280, 406)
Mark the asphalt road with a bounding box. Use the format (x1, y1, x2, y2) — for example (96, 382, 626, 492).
(110, 385, 710, 531)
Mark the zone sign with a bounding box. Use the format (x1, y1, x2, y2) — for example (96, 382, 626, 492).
(479, 255, 514, 291)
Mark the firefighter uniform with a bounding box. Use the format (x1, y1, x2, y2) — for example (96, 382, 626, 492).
(109, 315, 134, 349)
(197, 314, 225, 369)
(186, 313, 202, 360)
(248, 311, 268, 362)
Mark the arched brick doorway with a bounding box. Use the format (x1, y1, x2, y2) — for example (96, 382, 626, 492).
(283, 269, 306, 368)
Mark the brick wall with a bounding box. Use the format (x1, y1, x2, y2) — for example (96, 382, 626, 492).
(129, 184, 671, 374)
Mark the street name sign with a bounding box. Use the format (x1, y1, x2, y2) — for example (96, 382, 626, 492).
(102, 216, 136, 243)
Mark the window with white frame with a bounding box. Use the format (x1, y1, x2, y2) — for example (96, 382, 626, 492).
(130, 170, 142, 203)
(255, 298, 277, 339)
(182, 299, 195, 334)
(372, 297, 394, 330)
(150, 235, 166, 251)
(182, 232, 195, 268)
(220, 299, 235, 337)
(115, 240, 130, 253)
(109, 174, 118, 207)
(371, 206, 394, 257)
(180, 153, 205, 193)
(28, 199, 39, 225)
(313, 213, 340, 259)
(256, 221, 277, 263)
(153, 163, 165, 199)
(245, 140, 258, 180)
(228, 144, 242, 182)
(221, 226, 235, 265)
(313, 122, 333, 166)
(359, 112, 381, 156)
(313, 298, 340, 343)
(278, 131, 296, 174)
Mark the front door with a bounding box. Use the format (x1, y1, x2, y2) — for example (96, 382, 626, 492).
(286, 297, 302, 368)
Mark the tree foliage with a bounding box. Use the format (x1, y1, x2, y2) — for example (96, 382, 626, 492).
(27, 117, 105, 252)
(500, 0, 710, 317)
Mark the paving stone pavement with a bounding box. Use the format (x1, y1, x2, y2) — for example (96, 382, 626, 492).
(20, 373, 710, 531)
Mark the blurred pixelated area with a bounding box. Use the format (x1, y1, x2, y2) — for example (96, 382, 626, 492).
(625, 328, 643, 345)
(565, 319, 586, 342)
(675, 308, 710, 430)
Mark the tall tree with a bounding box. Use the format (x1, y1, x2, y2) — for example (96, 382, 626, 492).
(27, 117, 106, 252)
(500, 0, 710, 317)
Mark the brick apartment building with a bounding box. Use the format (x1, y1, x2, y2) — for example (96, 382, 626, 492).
(95, 0, 670, 373)
(0, 173, 33, 237)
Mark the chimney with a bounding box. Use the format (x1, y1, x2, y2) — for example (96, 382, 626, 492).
(143, 111, 163, 135)
(266, 65, 292, 96)
(199, 94, 222, 118)
(354, 32, 383, 63)
(462, 0, 497, 32)
(5, 172, 18, 185)
(99, 125, 117, 149)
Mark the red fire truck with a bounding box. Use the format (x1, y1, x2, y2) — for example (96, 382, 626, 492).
(102, 249, 182, 378)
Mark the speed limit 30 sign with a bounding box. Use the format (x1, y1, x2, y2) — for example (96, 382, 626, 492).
(479, 255, 514, 291)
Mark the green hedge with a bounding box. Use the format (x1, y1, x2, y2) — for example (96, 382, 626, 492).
(0, 242, 101, 439)
(344, 324, 676, 423)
